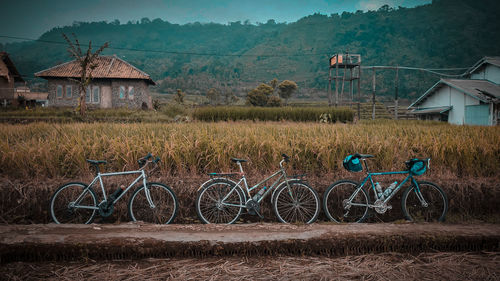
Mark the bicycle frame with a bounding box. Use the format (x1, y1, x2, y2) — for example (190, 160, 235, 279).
(347, 168, 428, 209)
(218, 160, 292, 208)
(71, 169, 155, 210)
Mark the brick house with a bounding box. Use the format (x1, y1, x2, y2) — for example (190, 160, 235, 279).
(0, 52, 25, 106)
(35, 55, 155, 109)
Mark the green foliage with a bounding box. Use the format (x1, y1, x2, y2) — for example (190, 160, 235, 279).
(4, 0, 500, 100)
(192, 106, 354, 122)
(247, 83, 274, 106)
(278, 80, 298, 101)
(267, 96, 282, 107)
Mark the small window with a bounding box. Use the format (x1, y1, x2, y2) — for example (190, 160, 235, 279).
(66, 85, 72, 98)
(56, 85, 63, 98)
(119, 86, 126, 99)
(85, 86, 91, 103)
(93, 86, 100, 103)
(128, 86, 134, 99)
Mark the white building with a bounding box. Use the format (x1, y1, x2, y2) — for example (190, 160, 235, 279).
(409, 57, 500, 125)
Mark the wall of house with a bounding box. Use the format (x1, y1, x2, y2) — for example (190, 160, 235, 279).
(470, 64, 500, 84)
(110, 80, 151, 109)
(418, 85, 480, 125)
(0, 76, 14, 100)
(47, 78, 152, 109)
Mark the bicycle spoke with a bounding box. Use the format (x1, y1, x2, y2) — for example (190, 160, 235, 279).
(129, 183, 177, 224)
(323, 180, 368, 223)
(196, 181, 243, 224)
(50, 183, 97, 224)
(275, 182, 319, 224)
(403, 181, 447, 222)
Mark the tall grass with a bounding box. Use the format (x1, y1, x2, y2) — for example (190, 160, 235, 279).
(0, 120, 498, 179)
(193, 106, 354, 122)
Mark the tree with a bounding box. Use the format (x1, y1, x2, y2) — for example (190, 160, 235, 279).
(206, 88, 219, 105)
(174, 89, 185, 104)
(278, 80, 298, 104)
(247, 83, 273, 106)
(269, 78, 279, 96)
(267, 96, 282, 107)
(62, 33, 108, 116)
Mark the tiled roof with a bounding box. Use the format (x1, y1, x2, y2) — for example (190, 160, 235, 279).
(0, 52, 24, 82)
(35, 56, 155, 85)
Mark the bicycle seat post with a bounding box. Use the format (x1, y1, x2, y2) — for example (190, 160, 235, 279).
(362, 159, 371, 173)
(237, 161, 244, 174)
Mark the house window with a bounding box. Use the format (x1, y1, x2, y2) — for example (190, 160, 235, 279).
(92, 86, 100, 103)
(119, 86, 126, 99)
(85, 86, 91, 103)
(128, 86, 134, 100)
(66, 85, 72, 98)
(56, 85, 63, 98)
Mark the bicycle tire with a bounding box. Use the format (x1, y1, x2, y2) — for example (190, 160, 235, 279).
(273, 180, 320, 224)
(401, 180, 448, 222)
(128, 182, 178, 224)
(49, 182, 97, 224)
(323, 180, 369, 223)
(196, 178, 244, 224)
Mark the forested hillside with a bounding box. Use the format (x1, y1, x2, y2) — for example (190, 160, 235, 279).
(2, 0, 500, 101)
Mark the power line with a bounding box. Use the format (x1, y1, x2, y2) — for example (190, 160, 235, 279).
(0, 35, 327, 58)
(362, 65, 469, 77)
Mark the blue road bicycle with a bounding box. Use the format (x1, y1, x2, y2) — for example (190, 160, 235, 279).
(323, 153, 448, 223)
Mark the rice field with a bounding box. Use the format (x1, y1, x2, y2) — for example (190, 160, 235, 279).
(0, 120, 498, 179)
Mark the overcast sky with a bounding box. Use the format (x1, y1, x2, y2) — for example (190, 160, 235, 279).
(1, 0, 431, 43)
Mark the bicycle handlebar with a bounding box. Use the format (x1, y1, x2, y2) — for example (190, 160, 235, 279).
(282, 153, 290, 163)
(138, 153, 160, 168)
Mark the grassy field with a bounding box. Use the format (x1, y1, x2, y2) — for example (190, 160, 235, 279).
(0, 120, 498, 178)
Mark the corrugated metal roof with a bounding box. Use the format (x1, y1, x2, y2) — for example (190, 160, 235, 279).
(409, 79, 500, 108)
(411, 106, 452, 114)
(35, 56, 155, 85)
(466, 56, 500, 75)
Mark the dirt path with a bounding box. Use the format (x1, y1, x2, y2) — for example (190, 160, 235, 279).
(1, 223, 499, 263)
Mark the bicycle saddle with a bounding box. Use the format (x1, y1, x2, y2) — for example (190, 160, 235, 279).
(231, 158, 247, 163)
(353, 153, 374, 159)
(86, 159, 107, 165)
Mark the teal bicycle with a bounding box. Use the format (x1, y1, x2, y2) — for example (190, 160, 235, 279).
(323, 153, 448, 223)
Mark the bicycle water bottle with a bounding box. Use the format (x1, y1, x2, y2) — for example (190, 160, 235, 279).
(383, 181, 397, 198)
(109, 185, 124, 203)
(375, 182, 384, 200)
(253, 186, 266, 201)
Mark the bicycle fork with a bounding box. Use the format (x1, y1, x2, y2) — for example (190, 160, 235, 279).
(142, 171, 156, 209)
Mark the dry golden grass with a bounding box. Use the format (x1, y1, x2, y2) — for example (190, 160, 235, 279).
(0, 120, 498, 179)
(1, 252, 498, 280)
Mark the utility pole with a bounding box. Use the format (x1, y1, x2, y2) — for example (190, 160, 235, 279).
(335, 62, 339, 107)
(357, 65, 361, 120)
(328, 67, 332, 106)
(372, 68, 376, 120)
(395, 66, 399, 120)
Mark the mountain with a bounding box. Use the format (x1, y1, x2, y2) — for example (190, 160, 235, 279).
(2, 0, 500, 101)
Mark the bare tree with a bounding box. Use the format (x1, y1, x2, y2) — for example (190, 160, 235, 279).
(62, 33, 108, 116)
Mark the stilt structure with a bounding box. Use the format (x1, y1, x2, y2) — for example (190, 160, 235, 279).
(328, 53, 362, 119)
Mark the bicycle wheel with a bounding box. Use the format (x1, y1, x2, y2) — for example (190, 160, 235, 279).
(323, 180, 369, 223)
(128, 182, 178, 224)
(273, 181, 320, 224)
(402, 180, 448, 222)
(196, 179, 244, 224)
(49, 182, 97, 224)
